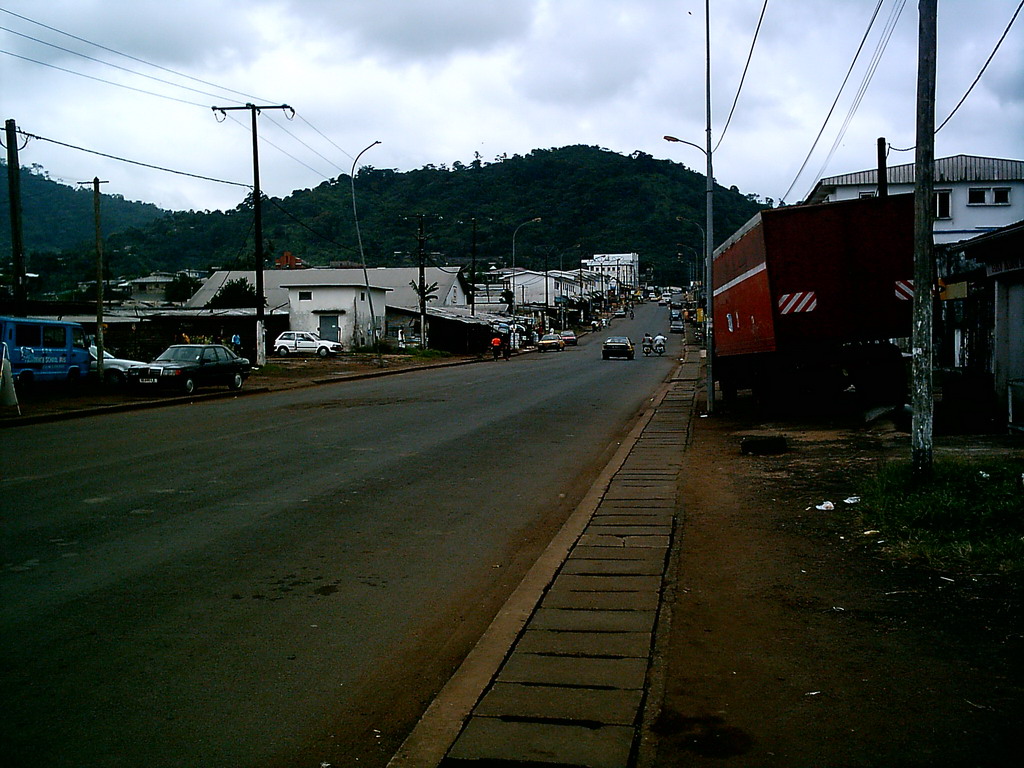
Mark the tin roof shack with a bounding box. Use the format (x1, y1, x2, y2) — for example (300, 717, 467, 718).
(713, 194, 915, 407)
(936, 220, 1024, 431)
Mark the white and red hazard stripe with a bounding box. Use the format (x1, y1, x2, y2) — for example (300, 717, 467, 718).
(777, 292, 817, 314)
(895, 279, 914, 300)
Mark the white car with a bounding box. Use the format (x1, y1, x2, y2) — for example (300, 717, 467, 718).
(89, 345, 147, 386)
(273, 331, 343, 357)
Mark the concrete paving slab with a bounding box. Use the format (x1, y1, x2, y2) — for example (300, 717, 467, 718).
(569, 545, 667, 560)
(577, 533, 671, 548)
(543, 588, 660, 611)
(591, 513, 674, 526)
(554, 574, 662, 592)
(497, 652, 649, 688)
(529, 607, 657, 633)
(445, 717, 635, 767)
(516, 629, 652, 657)
(474, 682, 643, 725)
(573, 544, 667, 561)
(561, 558, 665, 576)
(583, 525, 671, 536)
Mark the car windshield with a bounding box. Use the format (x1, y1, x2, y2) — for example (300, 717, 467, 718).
(541, 334, 560, 340)
(156, 346, 204, 363)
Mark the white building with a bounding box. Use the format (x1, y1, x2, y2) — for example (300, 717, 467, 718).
(581, 253, 640, 290)
(280, 282, 389, 349)
(805, 155, 1024, 245)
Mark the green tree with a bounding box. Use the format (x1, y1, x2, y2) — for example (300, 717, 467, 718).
(207, 277, 260, 309)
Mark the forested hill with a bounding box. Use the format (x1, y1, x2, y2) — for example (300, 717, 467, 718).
(0, 160, 165, 259)
(3, 145, 768, 292)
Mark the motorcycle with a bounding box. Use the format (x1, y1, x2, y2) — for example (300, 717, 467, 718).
(653, 340, 666, 356)
(642, 341, 653, 356)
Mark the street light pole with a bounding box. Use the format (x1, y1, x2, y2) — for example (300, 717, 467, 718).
(511, 217, 541, 348)
(664, 0, 715, 414)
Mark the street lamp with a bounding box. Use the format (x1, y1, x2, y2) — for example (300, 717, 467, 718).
(511, 217, 541, 348)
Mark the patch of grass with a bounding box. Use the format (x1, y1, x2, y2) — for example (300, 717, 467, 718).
(861, 458, 1024, 574)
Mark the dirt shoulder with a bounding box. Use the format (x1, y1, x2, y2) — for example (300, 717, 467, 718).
(651, 405, 1024, 767)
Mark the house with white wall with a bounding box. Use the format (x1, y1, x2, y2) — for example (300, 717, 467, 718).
(280, 282, 389, 349)
(805, 155, 1024, 245)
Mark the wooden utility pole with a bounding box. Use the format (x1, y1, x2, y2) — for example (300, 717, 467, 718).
(877, 137, 889, 197)
(5, 119, 27, 315)
(212, 103, 292, 367)
(417, 214, 428, 349)
(912, 0, 937, 476)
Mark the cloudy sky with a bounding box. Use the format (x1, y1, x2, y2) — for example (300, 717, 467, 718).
(2, 0, 1022, 213)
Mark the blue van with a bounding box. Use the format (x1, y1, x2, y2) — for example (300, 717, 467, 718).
(0, 316, 91, 385)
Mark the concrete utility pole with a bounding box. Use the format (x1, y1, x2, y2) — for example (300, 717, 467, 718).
(912, 0, 937, 476)
(83, 177, 108, 383)
(212, 103, 292, 366)
(5, 119, 27, 315)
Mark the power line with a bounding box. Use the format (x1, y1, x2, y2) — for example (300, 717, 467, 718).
(0, 5, 270, 104)
(0, 24, 246, 106)
(936, 0, 1023, 134)
(16, 128, 252, 188)
(801, 0, 906, 200)
(0, 48, 213, 108)
(778, 0, 885, 204)
(713, 0, 769, 154)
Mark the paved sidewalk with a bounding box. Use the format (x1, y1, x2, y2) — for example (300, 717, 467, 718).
(393, 353, 700, 768)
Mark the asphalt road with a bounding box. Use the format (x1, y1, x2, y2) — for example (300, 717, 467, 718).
(1, 303, 678, 768)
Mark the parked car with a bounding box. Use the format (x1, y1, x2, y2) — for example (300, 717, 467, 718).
(537, 333, 565, 352)
(89, 345, 147, 386)
(670, 319, 686, 333)
(127, 344, 250, 394)
(558, 330, 578, 346)
(602, 336, 635, 360)
(613, 308, 627, 317)
(273, 331, 343, 357)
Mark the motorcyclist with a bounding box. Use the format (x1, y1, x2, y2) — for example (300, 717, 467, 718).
(652, 332, 667, 353)
(641, 332, 653, 350)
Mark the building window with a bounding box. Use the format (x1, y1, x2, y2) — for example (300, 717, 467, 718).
(934, 190, 951, 219)
(859, 190, 876, 199)
(967, 187, 1012, 206)
(298, 290, 312, 301)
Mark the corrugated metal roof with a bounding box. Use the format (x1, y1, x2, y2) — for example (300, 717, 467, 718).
(818, 154, 1024, 186)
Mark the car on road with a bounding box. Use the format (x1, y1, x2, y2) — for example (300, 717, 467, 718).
(602, 336, 635, 360)
(537, 333, 565, 352)
(613, 308, 627, 317)
(670, 319, 685, 333)
(127, 344, 251, 394)
(89, 345, 147, 386)
(273, 331, 343, 357)
(558, 330, 578, 346)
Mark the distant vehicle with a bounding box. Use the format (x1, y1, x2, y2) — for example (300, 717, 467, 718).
(273, 331, 343, 357)
(670, 319, 685, 333)
(537, 333, 565, 352)
(127, 344, 250, 394)
(558, 330, 578, 346)
(0, 315, 91, 386)
(89, 346, 146, 386)
(602, 336, 635, 360)
(613, 308, 627, 317)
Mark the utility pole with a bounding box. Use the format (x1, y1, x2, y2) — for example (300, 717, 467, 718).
(877, 137, 889, 197)
(212, 103, 292, 366)
(5, 119, 27, 316)
(417, 214, 428, 349)
(470, 217, 478, 316)
(912, 0, 937, 476)
(82, 177, 108, 383)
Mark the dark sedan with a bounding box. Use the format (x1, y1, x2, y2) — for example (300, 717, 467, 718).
(127, 344, 251, 394)
(602, 336, 635, 360)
